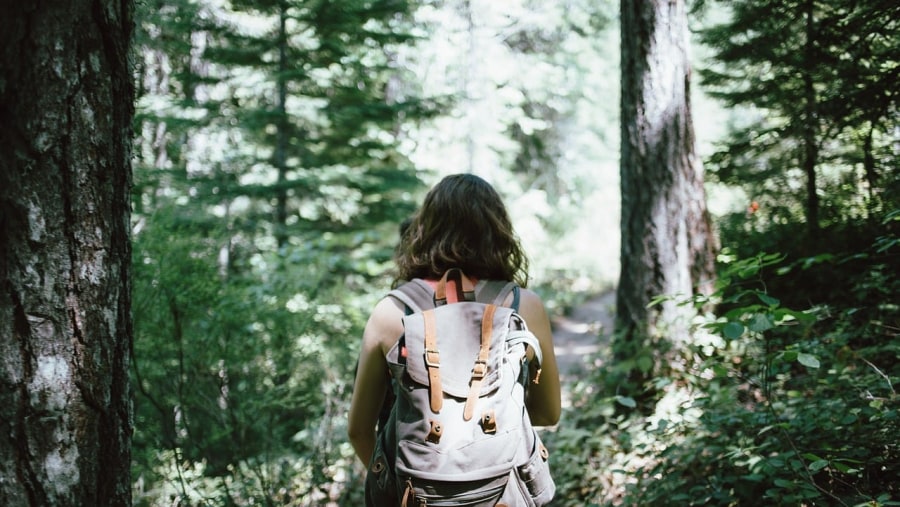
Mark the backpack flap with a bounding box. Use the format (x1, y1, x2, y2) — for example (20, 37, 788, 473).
(402, 302, 515, 401)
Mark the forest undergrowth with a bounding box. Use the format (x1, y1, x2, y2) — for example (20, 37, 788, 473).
(545, 214, 900, 506)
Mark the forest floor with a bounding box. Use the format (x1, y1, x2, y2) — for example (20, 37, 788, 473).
(550, 290, 616, 407)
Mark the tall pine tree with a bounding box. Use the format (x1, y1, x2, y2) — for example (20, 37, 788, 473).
(130, 0, 432, 503)
(697, 0, 899, 235)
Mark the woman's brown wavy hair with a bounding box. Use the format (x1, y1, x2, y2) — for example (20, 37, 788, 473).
(394, 173, 529, 287)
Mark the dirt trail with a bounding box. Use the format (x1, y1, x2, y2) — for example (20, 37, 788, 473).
(550, 290, 616, 406)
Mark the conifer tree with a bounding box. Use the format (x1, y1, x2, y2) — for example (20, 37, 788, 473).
(130, 1, 431, 503)
(697, 0, 898, 233)
(202, 0, 424, 249)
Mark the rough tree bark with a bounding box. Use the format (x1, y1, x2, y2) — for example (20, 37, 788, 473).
(801, 0, 820, 235)
(0, 1, 134, 505)
(616, 0, 717, 359)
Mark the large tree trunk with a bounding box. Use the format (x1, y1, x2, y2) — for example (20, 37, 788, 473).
(275, 3, 290, 250)
(802, 0, 820, 235)
(616, 0, 717, 363)
(0, 1, 134, 505)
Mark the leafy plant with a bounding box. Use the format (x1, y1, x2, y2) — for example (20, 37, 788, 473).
(548, 218, 899, 505)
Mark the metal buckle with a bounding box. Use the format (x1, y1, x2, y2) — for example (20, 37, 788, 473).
(471, 360, 487, 379)
(424, 349, 441, 368)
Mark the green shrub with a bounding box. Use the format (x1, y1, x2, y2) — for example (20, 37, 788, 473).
(548, 214, 899, 506)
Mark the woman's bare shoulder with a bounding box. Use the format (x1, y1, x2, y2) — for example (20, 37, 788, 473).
(364, 295, 406, 354)
(516, 287, 548, 315)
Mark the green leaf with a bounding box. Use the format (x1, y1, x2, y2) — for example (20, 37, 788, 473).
(774, 308, 816, 325)
(756, 292, 780, 307)
(776, 265, 793, 275)
(723, 321, 745, 339)
(780, 350, 798, 362)
(712, 363, 729, 377)
(831, 461, 859, 474)
(757, 425, 776, 435)
(615, 395, 637, 408)
(636, 355, 653, 373)
(840, 414, 858, 424)
(797, 353, 820, 368)
(773, 478, 794, 488)
(647, 294, 670, 308)
(748, 313, 774, 332)
(808, 459, 829, 472)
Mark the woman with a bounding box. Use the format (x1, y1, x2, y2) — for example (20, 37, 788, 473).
(347, 173, 561, 469)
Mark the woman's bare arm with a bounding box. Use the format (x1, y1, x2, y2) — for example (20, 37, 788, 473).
(347, 297, 404, 465)
(517, 288, 562, 426)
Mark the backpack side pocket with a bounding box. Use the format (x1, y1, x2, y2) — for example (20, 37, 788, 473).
(514, 431, 555, 506)
(365, 439, 398, 507)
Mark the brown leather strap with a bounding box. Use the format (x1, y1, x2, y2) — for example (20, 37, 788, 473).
(464, 304, 496, 421)
(426, 419, 443, 443)
(423, 310, 442, 413)
(401, 479, 414, 507)
(480, 409, 497, 434)
(435, 268, 475, 304)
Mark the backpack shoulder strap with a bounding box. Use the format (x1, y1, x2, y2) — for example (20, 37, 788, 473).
(388, 279, 435, 313)
(508, 326, 543, 365)
(390, 277, 517, 311)
(475, 280, 519, 309)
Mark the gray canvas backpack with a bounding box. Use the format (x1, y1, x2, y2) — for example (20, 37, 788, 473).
(364, 269, 555, 507)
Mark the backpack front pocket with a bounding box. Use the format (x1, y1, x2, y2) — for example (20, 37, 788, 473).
(514, 431, 555, 506)
(399, 474, 508, 507)
(396, 426, 518, 480)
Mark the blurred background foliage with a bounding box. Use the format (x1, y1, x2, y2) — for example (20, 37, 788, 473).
(130, 0, 897, 505)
